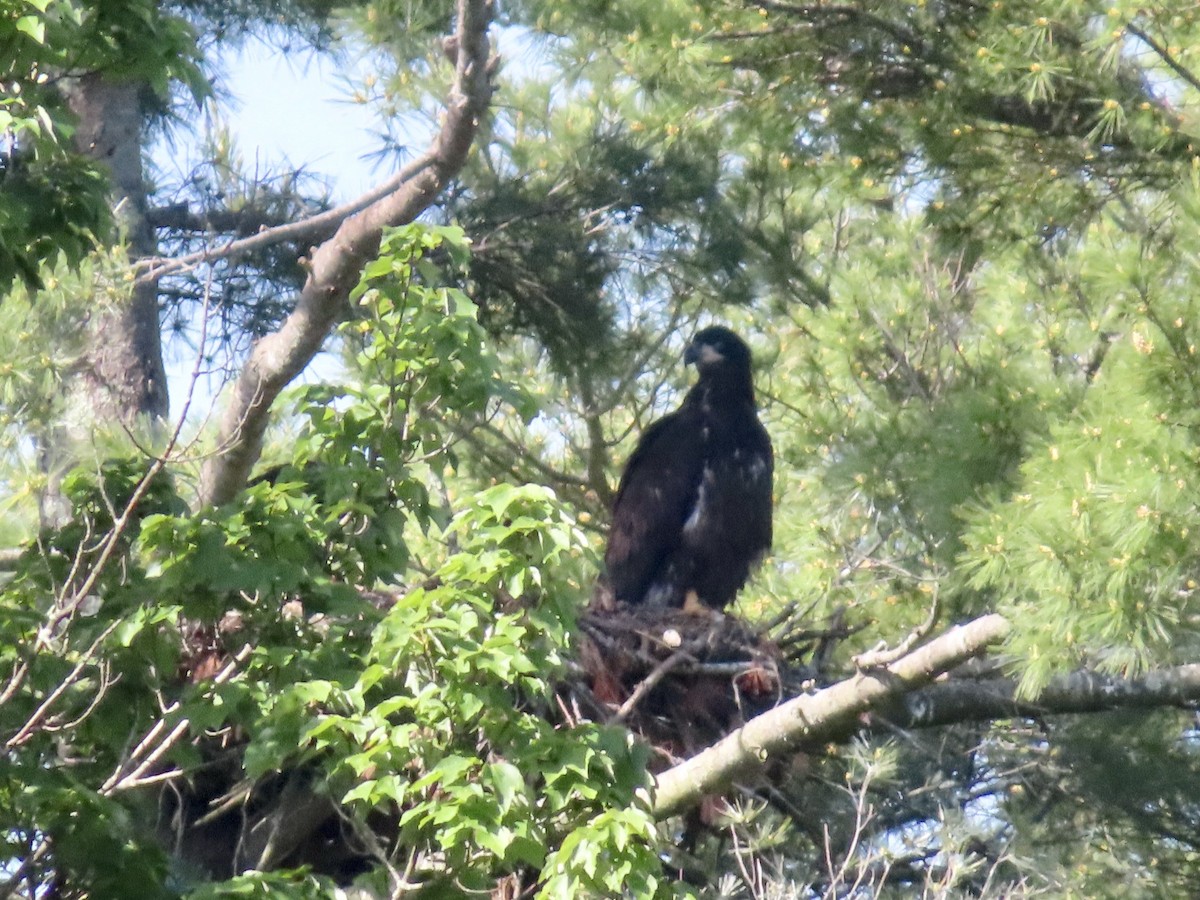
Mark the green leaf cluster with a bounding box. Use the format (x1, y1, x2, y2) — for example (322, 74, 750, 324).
(0, 0, 206, 287)
(300, 483, 663, 896)
(0, 223, 668, 897)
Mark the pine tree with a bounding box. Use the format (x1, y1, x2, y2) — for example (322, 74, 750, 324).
(8, 0, 1200, 896)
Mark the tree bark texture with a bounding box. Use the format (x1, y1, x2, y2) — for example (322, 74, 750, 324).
(65, 71, 169, 426)
(198, 0, 496, 508)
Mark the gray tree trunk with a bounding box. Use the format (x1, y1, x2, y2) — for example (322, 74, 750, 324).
(65, 71, 168, 427)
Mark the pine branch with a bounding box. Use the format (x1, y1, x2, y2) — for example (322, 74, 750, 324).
(651, 608, 1200, 820)
(882, 662, 1200, 731)
(144, 202, 303, 236)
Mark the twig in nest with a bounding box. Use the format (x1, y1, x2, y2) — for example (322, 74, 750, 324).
(101, 643, 252, 795)
(578, 615, 626, 655)
(686, 660, 774, 677)
(614, 651, 694, 722)
(192, 779, 255, 828)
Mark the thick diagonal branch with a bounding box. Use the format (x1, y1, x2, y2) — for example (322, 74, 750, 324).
(199, 0, 495, 508)
(652, 614, 1011, 819)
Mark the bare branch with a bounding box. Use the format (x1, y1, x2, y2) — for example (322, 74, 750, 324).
(144, 202, 297, 236)
(4, 621, 120, 749)
(883, 662, 1200, 731)
(198, 0, 496, 508)
(853, 583, 941, 668)
(615, 651, 693, 722)
(136, 152, 435, 284)
(651, 614, 1010, 819)
(101, 643, 252, 795)
(649, 605, 1200, 821)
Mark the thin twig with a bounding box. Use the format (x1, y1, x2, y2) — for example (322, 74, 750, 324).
(135, 153, 437, 284)
(1126, 22, 1200, 97)
(852, 584, 941, 669)
(5, 621, 119, 748)
(101, 643, 252, 794)
(614, 651, 694, 722)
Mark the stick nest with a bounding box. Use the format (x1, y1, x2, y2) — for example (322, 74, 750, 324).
(572, 604, 810, 759)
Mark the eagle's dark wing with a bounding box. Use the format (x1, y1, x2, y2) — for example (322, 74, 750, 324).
(603, 406, 706, 606)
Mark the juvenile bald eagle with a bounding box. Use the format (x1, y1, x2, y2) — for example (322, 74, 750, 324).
(603, 326, 773, 611)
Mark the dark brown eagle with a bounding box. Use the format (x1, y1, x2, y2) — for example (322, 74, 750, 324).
(603, 326, 773, 611)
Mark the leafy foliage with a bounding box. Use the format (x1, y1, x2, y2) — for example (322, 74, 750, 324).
(13, 0, 1200, 897)
(450, 2, 1200, 893)
(0, 0, 205, 287)
(0, 225, 669, 897)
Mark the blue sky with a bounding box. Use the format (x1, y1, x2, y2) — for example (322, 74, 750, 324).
(181, 26, 537, 201)
(154, 42, 385, 411)
(216, 45, 382, 199)
(154, 41, 384, 203)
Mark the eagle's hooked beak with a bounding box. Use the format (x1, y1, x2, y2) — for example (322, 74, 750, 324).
(685, 340, 724, 367)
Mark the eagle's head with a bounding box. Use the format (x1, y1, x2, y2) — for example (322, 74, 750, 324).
(685, 326, 753, 375)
